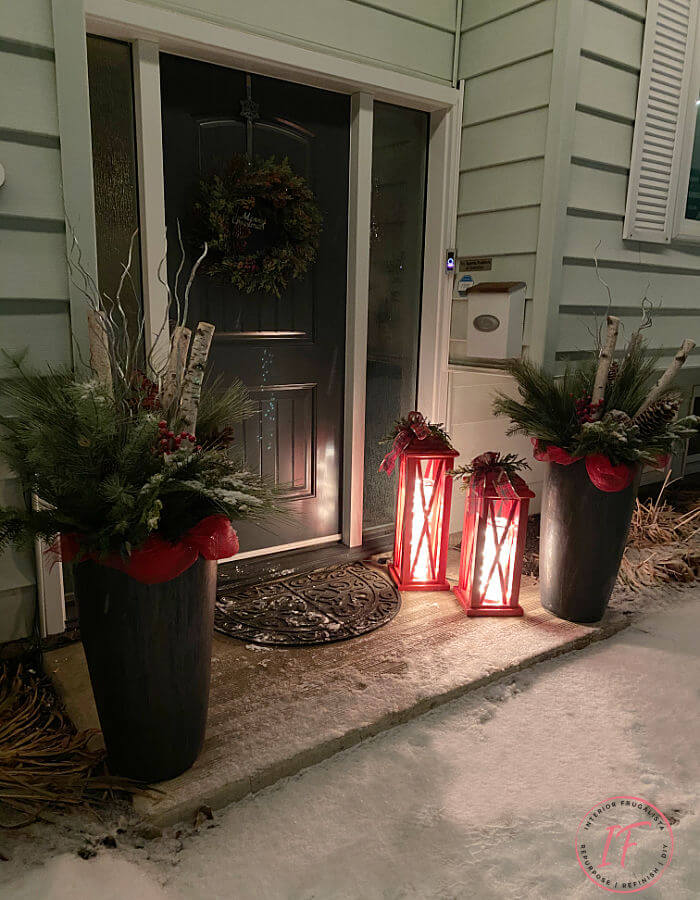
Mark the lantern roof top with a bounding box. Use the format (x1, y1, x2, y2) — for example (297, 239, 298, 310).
(472, 471, 535, 500)
(402, 433, 459, 457)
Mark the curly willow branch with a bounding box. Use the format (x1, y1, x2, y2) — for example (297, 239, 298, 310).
(65, 221, 207, 394)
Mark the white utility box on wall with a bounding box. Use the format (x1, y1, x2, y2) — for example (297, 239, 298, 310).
(464, 281, 526, 360)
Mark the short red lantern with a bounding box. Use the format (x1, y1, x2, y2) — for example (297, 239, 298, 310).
(380, 413, 458, 591)
(453, 452, 534, 616)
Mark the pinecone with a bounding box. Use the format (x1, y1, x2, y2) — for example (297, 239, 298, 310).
(635, 397, 680, 441)
(607, 361, 619, 384)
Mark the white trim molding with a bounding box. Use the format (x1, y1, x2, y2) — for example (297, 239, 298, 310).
(674, 1, 700, 242)
(221, 533, 342, 564)
(32, 495, 66, 638)
(529, 0, 584, 369)
(343, 93, 373, 548)
(417, 87, 464, 424)
(132, 39, 170, 369)
(85, 0, 458, 112)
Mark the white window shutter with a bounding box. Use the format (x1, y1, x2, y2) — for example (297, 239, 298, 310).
(623, 0, 699, 243)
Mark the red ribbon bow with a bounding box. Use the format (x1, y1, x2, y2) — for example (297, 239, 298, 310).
(50, 515, 239, 584)
(531, 439, 581, 466)
(465, 452, 534, 509)
(531, 440, 639, 493)
(379, 411, 432, 476)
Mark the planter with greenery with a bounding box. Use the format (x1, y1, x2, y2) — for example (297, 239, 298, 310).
(0, 238, 275, 781)
(494, 318, 698, 622)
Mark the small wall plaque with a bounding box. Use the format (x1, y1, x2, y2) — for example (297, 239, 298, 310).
(459, 256, 493, 272)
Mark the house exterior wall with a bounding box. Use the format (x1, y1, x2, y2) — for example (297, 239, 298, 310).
(133, 0, 458, 82)
(448, 0, 700, 533)
(454, 0, 700, 375)
(452, 0, 558, 363)
(0, 0, 459, 642)
(561, 0, 700, 380)
(4, 0, 696, 640)
(448, 0, 559, 529)
(0, 0, 70, 642)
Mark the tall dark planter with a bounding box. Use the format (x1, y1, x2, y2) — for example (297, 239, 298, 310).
(75, 556, 217, 782)
(540, 459, 640, 623)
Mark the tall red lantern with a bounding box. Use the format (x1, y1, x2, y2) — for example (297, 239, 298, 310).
(453, 452, 534, 616)
(381, 414, 458, 592)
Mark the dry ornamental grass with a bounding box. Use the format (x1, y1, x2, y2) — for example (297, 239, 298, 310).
(0, 664, 137, 827)
(620, 473, 700, 590)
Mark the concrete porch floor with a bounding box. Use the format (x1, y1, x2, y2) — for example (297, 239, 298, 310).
(44, 550, 628, 826)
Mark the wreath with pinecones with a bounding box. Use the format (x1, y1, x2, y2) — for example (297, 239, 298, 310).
(195, 154, 322, 298)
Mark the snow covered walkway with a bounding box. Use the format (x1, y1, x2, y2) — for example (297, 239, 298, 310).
(5, 585, 700, 899)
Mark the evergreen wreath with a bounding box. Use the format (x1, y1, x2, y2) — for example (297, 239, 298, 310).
(195, 154, 323, 298)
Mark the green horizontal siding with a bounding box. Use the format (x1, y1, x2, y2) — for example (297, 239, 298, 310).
(557, 0, 700, 379)
(455, 0, 557, 364)
(143, 0, 457, 81)
(0, 1, 67, 640)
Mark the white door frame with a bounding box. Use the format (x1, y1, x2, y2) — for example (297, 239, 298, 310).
(44, 0, 461, 630)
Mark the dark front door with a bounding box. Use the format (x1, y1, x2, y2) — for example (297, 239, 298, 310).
(160, 55, 349, 553)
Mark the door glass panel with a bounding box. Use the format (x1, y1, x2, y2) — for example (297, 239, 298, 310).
(86, 35, 142, 341)
(363, 102, 428, 533)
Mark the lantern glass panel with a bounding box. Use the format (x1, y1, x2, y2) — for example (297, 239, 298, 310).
(475, 498, 519, 607)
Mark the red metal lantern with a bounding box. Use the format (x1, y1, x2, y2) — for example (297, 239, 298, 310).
(388, 434, 459, 591)
(453, 459, 534, 616)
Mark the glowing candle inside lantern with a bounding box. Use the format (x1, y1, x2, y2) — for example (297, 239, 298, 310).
(410, 474, 434, 583)
(453, 466, 534, 617)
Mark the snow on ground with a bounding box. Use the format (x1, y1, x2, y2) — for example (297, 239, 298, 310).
(3, 585, 700, 899)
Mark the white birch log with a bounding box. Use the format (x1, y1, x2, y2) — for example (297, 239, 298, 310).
(160, 325, 191, 415)
(87, 310, 113, 396)
(590, 315, 620, 420)
(625, 330, 643, 358)
(178, 322, 215, 434)
(634, 339, 696, 419)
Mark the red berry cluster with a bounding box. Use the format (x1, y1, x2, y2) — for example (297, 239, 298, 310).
(138, 375, 161, 411)
(575, 396, 603, 424)
(154, 420, 201, 456)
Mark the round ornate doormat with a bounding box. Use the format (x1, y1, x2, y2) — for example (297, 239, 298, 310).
(215, 562, 401, 646)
